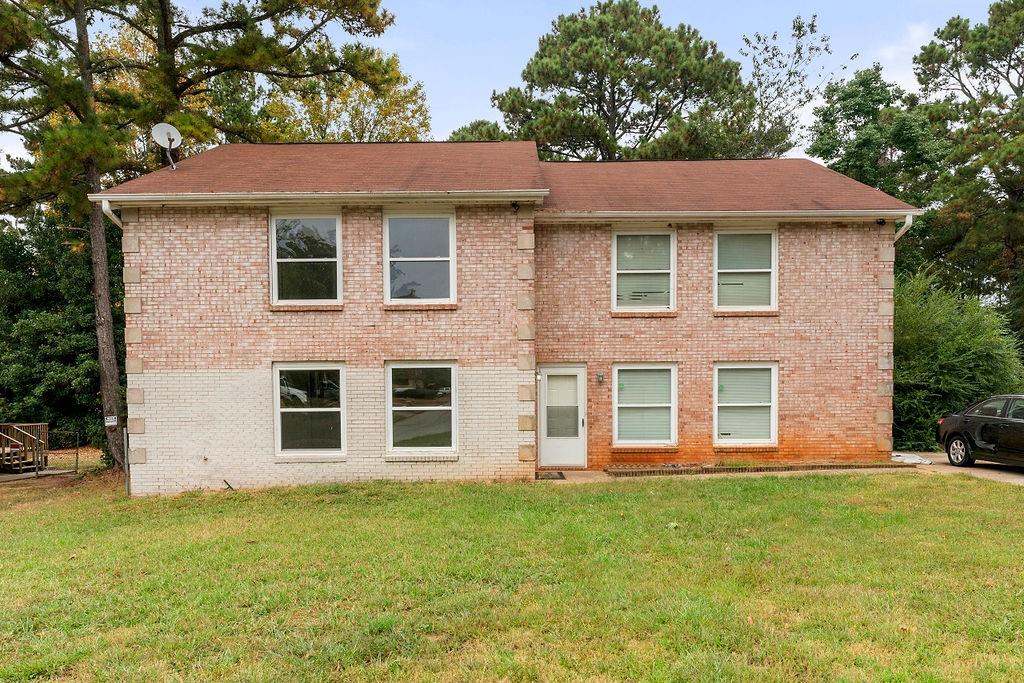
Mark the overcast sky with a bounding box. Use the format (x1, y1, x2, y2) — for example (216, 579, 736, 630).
(0, 0, 995, 162)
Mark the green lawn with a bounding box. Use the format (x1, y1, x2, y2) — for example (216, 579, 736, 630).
(2, 472, 1024, 681)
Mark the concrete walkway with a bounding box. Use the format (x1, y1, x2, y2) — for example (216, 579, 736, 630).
(0, 469, 75, 485)
(548, 456, 1024, 488)
(550, 466, 918, 485)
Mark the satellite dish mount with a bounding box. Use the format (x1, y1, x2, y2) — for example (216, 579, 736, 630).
(151, 122, 182, 170)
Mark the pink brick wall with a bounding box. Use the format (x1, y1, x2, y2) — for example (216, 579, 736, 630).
(123, 204, 535, 370)
(533, 222, 894, 468)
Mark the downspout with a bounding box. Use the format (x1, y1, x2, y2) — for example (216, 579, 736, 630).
(893, 213, 913, 242)
(101, 199, 122, 228)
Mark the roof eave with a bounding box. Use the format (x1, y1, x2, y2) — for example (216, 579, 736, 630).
(534, 209, 922, 224)
(89, 189, 549, 207)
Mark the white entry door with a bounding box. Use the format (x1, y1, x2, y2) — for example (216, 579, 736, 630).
(539, 366, 587, 467)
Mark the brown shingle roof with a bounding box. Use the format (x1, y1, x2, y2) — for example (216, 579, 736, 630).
(101, 141, 546, 196)
(538, 158, 916, 214)
(99, 143, 916, 215)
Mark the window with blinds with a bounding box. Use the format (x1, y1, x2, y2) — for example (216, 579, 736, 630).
(613, 365, 676, 444)
(715, 231, 776, 309)
(613, 232, 674, 310)
(715, 364, 777, 444)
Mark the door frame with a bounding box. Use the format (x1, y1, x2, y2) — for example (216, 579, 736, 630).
(538, 364, 588, 468)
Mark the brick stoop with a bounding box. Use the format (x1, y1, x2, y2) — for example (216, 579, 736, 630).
(605, 462, 915, 478)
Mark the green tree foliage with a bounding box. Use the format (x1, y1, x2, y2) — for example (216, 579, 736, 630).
(807, 65, 946, 207)
(1, 0, 415, 455)
(911, 0, 1024, 336)
(894, 271, 1024, 450)
(450, 3, 837, 160)
(0, 213, 120, 446)
(448, 120, 513, 142)
(258, 64, 430, 142)
(805, 65, 948, 276)
(489, 0, 747, 160)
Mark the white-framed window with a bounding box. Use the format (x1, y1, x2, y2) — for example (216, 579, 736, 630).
(714, 362, 778, 445)
(386, 362, 457, 450)
(270, 215, 342, 304)
(714, 229, 777, 310)
(384, 214, 456, 304)
(612, 364, 677, 445)
(274, 362, 345, 453)
(612, 231, 676, 310)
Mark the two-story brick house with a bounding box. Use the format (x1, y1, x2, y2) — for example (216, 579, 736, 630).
(90, 141, 918, 495)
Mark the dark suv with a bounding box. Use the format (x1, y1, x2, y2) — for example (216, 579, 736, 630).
(936, 395, 1024, 467)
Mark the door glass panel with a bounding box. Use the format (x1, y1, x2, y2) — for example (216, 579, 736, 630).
(1008, 400, 1024, 421)
(546, 374, 579, 438)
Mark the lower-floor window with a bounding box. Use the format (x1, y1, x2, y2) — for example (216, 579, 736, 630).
(714, 362, 778, 445)
(613, 364, 677, 445)
(387, 362, 456, 449)
(275, 363, 344, 451)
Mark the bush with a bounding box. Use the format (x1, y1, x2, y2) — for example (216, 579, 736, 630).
(894, 271, 1024, 450)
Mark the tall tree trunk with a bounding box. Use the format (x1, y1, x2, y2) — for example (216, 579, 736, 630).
(75, 0, 126, 467)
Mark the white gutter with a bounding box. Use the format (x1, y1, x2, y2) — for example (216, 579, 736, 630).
(89, 189, 549, 208)
(535, 209, 924, 224)
(893, 213, 914, 241)
(100, 199, 122, 228)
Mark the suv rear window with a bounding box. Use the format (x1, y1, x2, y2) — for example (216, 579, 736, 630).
(968, 398, 1008, 417)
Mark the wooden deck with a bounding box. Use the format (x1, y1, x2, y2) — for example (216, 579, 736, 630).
(0, 424, 48, 473)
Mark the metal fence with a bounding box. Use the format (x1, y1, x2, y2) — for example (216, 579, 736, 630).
(46, 430, 82, 473)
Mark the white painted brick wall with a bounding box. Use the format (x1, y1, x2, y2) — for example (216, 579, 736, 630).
(127, 366, 534, 495)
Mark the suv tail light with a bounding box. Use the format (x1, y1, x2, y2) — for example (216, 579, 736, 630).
(937, 418, 945, 426)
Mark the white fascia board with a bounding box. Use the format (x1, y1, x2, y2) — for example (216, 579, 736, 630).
(534, 209, 923, 224)
(89, 189, 549, 207)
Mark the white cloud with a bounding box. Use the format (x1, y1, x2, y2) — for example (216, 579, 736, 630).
(874, 22, 934, 92)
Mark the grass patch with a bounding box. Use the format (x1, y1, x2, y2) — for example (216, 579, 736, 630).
(1, 472, 1023, 680)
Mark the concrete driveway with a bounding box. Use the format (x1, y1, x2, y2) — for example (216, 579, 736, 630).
(913, 452, 1024, 487)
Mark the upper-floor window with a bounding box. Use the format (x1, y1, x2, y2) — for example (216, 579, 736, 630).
(385, 215, 456, 304)
(613, 232, 675, 310)
(271, 216, 342, 304)
(714, 230, 777, 310)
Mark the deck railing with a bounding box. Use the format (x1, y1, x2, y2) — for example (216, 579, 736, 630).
(0, 423, 48, 473)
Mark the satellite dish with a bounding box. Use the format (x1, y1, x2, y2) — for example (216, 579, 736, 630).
(150, 122, 182, 169)
(151, 122, 182, 149)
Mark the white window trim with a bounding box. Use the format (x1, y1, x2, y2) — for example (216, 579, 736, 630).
(713, 361, 779, 446)
(383, 213, 457, 304)
(386, 361, 458, 452)
(612, 363, 678, 446)
(713, 228, 777, 311)
(611, 229, 676, 311)
(269, 213, 343, 305)
(273, 362, 346, 456)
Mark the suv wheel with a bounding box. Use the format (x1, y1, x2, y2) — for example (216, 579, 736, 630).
(947, 436, 975, 467)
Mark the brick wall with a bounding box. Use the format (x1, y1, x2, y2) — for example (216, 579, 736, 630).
(121, 202, 894, 492)
(122, 204, 537, 494)
(533, 222, 894, 468)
